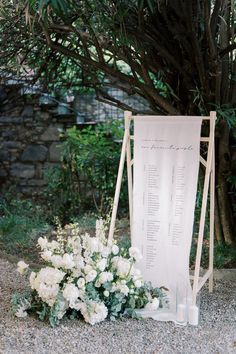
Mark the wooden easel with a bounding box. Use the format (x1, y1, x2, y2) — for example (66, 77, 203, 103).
(108, 111, 216, 305)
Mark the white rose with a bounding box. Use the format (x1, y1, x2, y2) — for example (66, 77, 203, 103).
(17, 261, 29, 275)
(103, 290, 109, 297)
(63, 283, 80, 303)
(97, 258, 107, 272)
(85, 270, 97, 283)
(129, 247, 142, 262)
(112, 245, 119, 255)
(77, 277, 86, 288)
(112, 256, 130, 277)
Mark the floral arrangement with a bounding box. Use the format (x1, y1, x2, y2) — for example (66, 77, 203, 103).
(13, 221, 166, 326)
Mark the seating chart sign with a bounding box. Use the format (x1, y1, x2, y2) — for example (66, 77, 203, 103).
(132, 116, 202, 321)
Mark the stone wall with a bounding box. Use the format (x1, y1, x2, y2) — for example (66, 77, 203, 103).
(0, 87, 75, 196)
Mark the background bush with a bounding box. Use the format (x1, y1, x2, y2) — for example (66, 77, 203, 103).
(45, 120, 128, 222)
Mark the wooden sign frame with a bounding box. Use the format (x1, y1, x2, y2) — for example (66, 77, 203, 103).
(108, 111, 216, 307)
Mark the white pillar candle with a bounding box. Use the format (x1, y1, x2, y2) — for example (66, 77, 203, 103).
(188, 305, 199, 326)
(176, 304, 186, 323)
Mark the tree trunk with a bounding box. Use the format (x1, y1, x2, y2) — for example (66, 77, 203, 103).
(216, 120, 234, 245)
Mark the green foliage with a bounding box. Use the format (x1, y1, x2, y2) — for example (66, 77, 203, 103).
(0, 195, 50, 254)
(45, 120, 128, 221)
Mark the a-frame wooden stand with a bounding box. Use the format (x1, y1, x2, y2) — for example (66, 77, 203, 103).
(108, 111, 216, 306)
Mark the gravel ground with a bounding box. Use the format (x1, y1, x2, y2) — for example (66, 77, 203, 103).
(0, 258, 235, 354)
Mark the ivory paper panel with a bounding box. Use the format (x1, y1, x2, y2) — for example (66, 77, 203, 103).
(132, 116, 202, 321)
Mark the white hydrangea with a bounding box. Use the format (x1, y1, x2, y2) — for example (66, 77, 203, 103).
(17, 261, 29, 275)
(80, 301, 108, 325)
(129, 247, 142, 262)
(144, 297, 160, 310)
(63, 283, 80, 304)
(29, 267, 65, 304)
(37, 283, 59, 306)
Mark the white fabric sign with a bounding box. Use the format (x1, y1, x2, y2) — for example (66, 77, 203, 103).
(132, 116, 202, 323)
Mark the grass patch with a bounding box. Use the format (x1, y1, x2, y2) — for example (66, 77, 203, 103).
(0, 198, 50, 261)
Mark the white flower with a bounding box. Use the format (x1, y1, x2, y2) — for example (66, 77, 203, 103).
(41, 250, 52, 262)
(17, 261, 29, 275)
(144, 297, 160, 310)
(134, 279, 142, 288)
(119, 284, 129, 296)
(30, 267, 65, 299)
(112, 283, 129, 296)
(103, 290, 109, 297)
(84, 264, 93, 274)
(74, 255, 85, 269)
(129, 247, 142, 262)
(112, 245, 119, 255)
(95, 219, 105, 239)
(15, 307, 28, 318)
(97, 258, 107, 271)
(87, 237, 100, 253)
(14, 298, 31, 318)
(29, 272, 37, 289)
(99, 272, 113, 284)
(112, 256, 130, 277)
(51, 255, 63, 268)
(37, 283, 59, 306)
(63, 283, 80, 304)
(101, 246, 110, 258)
(37, 237, 48, 250)
(48, 240, 60, 251)
(77, 277, 85, 288)
(80, 301, 108, 325)
(86, 270, 97, 283)
(62, 253, 75, 270)
(38, 267, 65, 285)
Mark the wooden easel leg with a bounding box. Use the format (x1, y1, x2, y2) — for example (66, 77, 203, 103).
(209, 146, 215, 293)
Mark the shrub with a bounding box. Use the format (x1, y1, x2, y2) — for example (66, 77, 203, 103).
(45, 120, 128, 222)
